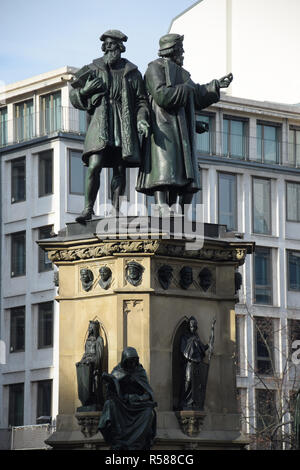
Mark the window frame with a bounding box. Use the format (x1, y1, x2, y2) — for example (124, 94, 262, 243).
(36, 379, 52, 421)
(287, 250, 300, 291)
(38, 226, 53, 272)
(256, 120, 281, 164)
(38, 301, 54, 349)
(0, 107, 8, 146)
(217, 171, 237, 231)
(40, 90, 62, 135)
(288, 125, 300, 167)
(11, 157, 26, 204)
(8, 383, 24, 427)
(10, 306, 25, 353)
(14, 99, 34, 142)
(196, 111, 215, 155)
(223, 114, 248, 160)
(38, 150, 53, 197)
(286, 181, 300, 223)
(254, 316, 275, 376)
(253, 246, 273, 306)
(68, 148, 86, 195)
(11, 230, 26, 278)
(252, 176, 272, 235)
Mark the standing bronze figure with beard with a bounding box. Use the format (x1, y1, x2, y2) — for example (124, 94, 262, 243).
(70, 30, 150, 222)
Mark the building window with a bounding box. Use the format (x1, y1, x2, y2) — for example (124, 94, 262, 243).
(218, 172, 237, 231)
(255, 389, 276, 438)
(15, 99, 34, 142)
(287, 251, 300, 291)
(0, 107, 8, 146)
(11, 157, 26, 203)
(252, 178, 271, 234)
(256, 122, 280, 164)
(11, 231, 26, 277)
(40, 91, 61, 134)
(69, 149, 86, 195)
(38, 302, 53, 349)
(286, 182, 300, 222)
(10, 307, 25, 352)
(37, 380, 52, 421)
(38, 150, 53, 197)
(254, 317, 274, 375)
(288, 319, 300, 356)
(79, 110, 87, 134)
(9, 383, 24, 426)
(38, 226, 53, 272)
(288, 127, 300, 167)
(196, 113, 214, 155)
(223, 116, 247, 159)
(253, 247, 272, 305)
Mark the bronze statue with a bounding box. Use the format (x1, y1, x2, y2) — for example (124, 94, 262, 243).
(80, 268, 94, 292)
(70, 30, 149, 222)
(99, 266, 112, 290)
(180, 316, 215, 410)
(76, 320, 104, 410)
(136, 33, 233, 215)
(98, 347, 157, 450)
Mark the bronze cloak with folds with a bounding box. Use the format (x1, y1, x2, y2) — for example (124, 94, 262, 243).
(136, 58, 220, 194)
(69, 57, 149, 167)
(98, 347, 156, 450)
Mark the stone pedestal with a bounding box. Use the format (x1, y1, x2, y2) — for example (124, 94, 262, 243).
(39, 218, 253, 450)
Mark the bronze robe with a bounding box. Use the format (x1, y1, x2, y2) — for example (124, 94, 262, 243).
(136, 58, 220, 194)
(70, 57, 149, 167)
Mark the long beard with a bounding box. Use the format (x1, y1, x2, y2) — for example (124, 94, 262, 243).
(104, 50, 121, 66)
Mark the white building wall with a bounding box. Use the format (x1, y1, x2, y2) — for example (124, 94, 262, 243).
(170, 0, 300, 104)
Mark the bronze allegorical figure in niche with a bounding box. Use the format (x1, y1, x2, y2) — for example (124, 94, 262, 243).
(76, 320, 104, 411)
(98, 347, 157, 450)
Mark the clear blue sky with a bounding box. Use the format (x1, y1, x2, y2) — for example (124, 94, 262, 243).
(0, 0, 198, 85)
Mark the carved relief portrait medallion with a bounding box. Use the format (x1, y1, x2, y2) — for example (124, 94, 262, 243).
(198, 267, 212, 292)
(125, 261, 144, 287)
(179, 266, 193, 290)
(80, 268, 94, 292)
(99, 265, 112, 290)
(158, 264, 173, 290)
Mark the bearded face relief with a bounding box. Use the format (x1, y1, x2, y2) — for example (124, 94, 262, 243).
(80, 268, 94, 292)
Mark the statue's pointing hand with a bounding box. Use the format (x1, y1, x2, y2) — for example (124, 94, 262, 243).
(137, 120, 150, 138)
(80, 75, 105, 97)
(218, 72, 233, 89)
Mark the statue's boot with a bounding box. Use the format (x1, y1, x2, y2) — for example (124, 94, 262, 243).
(75, 207, 95, 224)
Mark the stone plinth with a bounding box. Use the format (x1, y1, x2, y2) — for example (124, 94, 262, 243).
(39, 218, 253, 450)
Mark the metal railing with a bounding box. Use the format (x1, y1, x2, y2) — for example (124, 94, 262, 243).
(1, 113, 300, 168)
(0, 106, 87, 148)
(197, 130, 300, 168)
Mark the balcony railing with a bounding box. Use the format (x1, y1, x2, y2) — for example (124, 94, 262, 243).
(2, 112, 300, 168)
(197, 130, 300, 168)
(0, 106, 87, 148)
